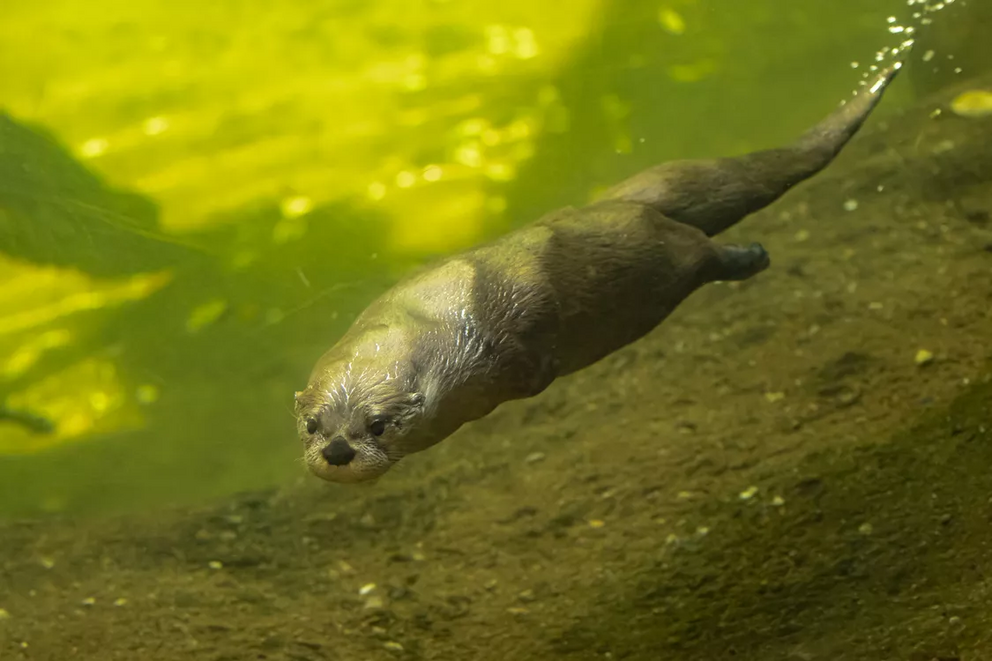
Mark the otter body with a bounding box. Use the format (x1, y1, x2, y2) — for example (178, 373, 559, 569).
(296, 64, 902, 483)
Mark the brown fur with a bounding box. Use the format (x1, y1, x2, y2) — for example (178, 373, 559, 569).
(295, 64, 902, 483)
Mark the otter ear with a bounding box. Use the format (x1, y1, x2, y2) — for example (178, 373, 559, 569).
(410, 392, 425, 406)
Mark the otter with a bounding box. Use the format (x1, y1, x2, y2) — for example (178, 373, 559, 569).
(295, 63, 902, 484)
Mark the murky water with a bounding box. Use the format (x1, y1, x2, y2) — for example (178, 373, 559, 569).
(1, 0, 990, 659)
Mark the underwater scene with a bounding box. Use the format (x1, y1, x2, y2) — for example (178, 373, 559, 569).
(1, 0, 991, 658)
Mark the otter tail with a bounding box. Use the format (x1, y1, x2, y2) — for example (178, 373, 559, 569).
(601, 62, 902, 237)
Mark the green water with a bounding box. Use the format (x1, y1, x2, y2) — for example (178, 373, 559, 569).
(0, 0, 939, 518)
(1, 1, 991, 658)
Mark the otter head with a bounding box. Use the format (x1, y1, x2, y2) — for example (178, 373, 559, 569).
(294, 327, 436, 483)
(295, 375, 429, 483)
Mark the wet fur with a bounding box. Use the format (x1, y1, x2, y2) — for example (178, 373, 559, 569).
(296, 64, 902, 483)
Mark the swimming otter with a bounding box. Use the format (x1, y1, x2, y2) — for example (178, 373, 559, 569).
(296, 63, 902, 483)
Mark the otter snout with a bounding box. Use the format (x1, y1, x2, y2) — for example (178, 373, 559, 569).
(322, 437, 357, 466)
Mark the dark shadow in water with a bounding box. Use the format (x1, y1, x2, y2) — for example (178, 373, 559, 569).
(0, 114, 405, 516)
(0, 112, 192, 276)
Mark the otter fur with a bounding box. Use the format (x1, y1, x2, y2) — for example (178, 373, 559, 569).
(295, 64, 902, 483)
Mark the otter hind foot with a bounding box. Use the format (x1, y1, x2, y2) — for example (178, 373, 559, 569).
(714, 242, 770, 281)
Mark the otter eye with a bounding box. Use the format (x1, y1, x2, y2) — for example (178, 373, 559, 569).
(370, 419, 386, 436)
(306, 417, 318, 435)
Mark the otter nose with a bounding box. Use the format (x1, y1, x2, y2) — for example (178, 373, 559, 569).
(322, 438, 356, 466)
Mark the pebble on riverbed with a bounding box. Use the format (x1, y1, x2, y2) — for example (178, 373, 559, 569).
(739, 486, 759, 501)
(949, 89, 992, 118)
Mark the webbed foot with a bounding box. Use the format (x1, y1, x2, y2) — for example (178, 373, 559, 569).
(714, 242, 770, 281)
